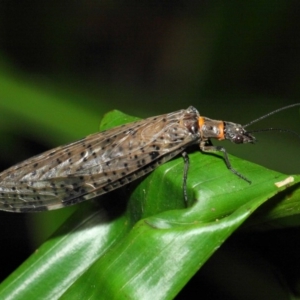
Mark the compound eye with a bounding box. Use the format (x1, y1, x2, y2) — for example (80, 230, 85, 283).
(233, 135, 244, 144)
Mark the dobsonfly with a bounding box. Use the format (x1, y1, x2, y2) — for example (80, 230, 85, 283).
(0, 103, 299, 212)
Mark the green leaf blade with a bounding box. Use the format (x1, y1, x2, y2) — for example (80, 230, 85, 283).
(0, 109, 299, 300)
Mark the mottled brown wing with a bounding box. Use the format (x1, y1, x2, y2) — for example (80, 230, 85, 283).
(0, 107, 200, 212)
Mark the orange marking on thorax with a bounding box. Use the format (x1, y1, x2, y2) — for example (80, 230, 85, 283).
(216, 122, 225, 140)
(198, 117, 225, 140)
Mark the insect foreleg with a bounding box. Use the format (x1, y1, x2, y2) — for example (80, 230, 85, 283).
(200, 143, 251, 184)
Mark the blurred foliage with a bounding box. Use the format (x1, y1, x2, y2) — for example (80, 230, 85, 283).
(0, 0, 300, 299)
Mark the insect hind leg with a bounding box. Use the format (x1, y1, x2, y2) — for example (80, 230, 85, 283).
(181, 151, 189, 207)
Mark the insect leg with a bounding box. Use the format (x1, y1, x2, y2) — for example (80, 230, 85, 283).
(182, 151, 189, 207)
(201, 143, 251, 184)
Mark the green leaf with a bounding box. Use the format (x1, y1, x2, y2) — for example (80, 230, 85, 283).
(0, 110, 299, 300)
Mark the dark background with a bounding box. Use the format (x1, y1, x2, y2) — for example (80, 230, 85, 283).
(0, 1, 300, 298)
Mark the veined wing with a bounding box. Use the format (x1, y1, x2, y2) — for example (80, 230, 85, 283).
(0, 107, 200, 212)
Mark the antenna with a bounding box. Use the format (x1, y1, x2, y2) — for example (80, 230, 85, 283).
(243, 103, 300, 128)
(246, 127, 300, 139)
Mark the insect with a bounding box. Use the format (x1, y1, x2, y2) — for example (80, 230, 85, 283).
(0, 104, 299, 212)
